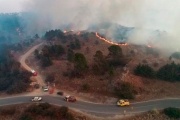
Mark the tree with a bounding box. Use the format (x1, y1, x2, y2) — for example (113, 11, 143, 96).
(75, 38, 81, 49)
(92, 50, 109, 75)
(157, 62, 180, 81)
(34, 49, 40, 59)
(108, 45, 122, 58)
(114, 82, 135, 99)
(34, 34, 39, 39)
(164, 107, 180, 119)
(50, 45, 65, 57)
(67, 49, 74, 62)
(74, 53, 88, 74)
(41, 56, 52, 67)
(107, 45, 124, 66)
(108, 66, 115, 77)
(70, 41, 76, 50)
(45, 74, 55, 83)
(134, 64, 156, 78)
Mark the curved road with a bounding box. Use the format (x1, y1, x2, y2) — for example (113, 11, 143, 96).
(1, 43, 180, 116)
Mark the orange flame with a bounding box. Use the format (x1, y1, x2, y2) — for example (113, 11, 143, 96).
(95, 32, 128, 46)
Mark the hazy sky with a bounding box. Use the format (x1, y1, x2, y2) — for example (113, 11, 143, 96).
(0, 0, 180, 52)
(0, 0, 29, 13)
(0, 0, 179, 32)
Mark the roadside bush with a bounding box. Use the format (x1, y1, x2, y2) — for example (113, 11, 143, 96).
(19, 113, 33, 120)
(81, 83, 90, 92)
(157, 63, 180, 82)
(59, 106, 69, 117)
(149, 108, 159, 115)
(0, 107, 16, 115)
(66, 112, 75, 120)
(45, 74, 55, 83)
(114, 82, 136, 99)
(26, 104, 43, 114)
(164, 107, 180, 119)
(134, 64, 156, 78)
(38, 103, 51, 110)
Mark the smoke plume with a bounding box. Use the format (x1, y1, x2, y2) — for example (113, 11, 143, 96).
(22, 0, 180, 53)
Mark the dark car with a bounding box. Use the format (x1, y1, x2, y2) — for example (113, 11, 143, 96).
(57, 91, 63, 96)
(64, 95, 76, 102)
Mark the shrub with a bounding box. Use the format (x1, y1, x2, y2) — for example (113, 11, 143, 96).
(81, 83, 90, 92)
(38, 103, 51, 110)
(26, 104, 43, 114)
(66, 112, 75, 120)
(149, 108, 159, 115)
(45, 74, 55, 83)
(0, 107, 16, 115)
(114, 82, 136, 99)
(19, 113, 33, 120)
(164, 107, 180, 119)
(59, 106, 68, 117)
(134, 64, 156, 78)
(157, 63, 180, 82)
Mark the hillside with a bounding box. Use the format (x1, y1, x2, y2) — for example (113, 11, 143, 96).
(28, 29, 180, 103)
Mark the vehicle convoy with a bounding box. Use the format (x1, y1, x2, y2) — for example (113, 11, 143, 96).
(117, 99, 130, 106)
(31, 69, 38, 76)
(31, 97, 42, 102)
(64, 95, 76, 102)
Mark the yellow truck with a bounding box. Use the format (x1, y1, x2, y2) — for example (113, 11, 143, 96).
(117, 99, 130, 106)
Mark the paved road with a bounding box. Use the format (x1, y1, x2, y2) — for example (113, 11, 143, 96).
(1, 95, 180, 115)
(1, 42, 180, 116)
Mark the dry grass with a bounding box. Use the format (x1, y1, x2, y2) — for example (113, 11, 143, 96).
(27, 32, 180, 104)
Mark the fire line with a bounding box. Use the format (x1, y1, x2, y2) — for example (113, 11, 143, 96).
(95, 32, 128, 46)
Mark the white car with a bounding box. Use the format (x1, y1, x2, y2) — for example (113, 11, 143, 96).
(42, 86, 49, 92)
(31, 97, 42, 102)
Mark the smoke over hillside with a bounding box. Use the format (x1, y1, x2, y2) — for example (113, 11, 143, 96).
(0, 0, 179, 53)
(21, 0, 180, 53)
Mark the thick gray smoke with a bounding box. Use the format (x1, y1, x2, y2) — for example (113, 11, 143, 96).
(22, 0, 180, 53)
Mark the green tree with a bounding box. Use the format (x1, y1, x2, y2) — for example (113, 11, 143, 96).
(108, 66, 115, 77)
(134, 64, 156, 78)
(108, 45, 122, 58)
(157, 62, 180, 81)
(114, 82, 135, 99)
(92, 50, 109, 75)
(34, 34, 39, 39)
(70, 41, 76, 49)
(34, 49, 40, 59)
(41, 56, 52, 67)
(164, 107, 180, 119)
(75, 38, 81, 49)
(107, 45, 124, 66)
(74, 53, 88, 74)
(50, 45, 65, 57)
(67, 49, 74, 62)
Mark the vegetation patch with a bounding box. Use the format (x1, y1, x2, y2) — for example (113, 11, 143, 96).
(164, 107, 180, 119)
